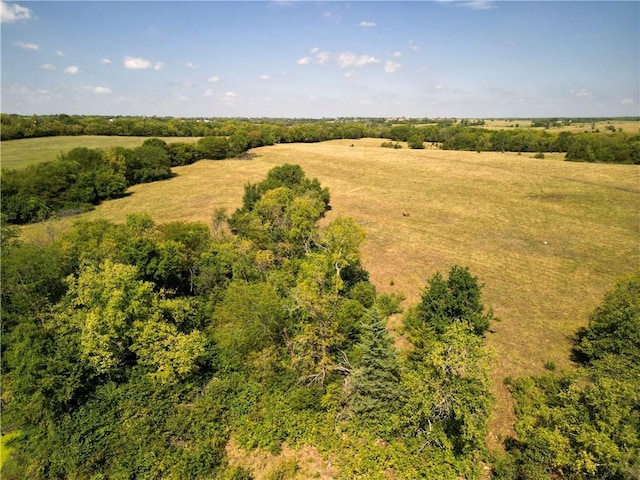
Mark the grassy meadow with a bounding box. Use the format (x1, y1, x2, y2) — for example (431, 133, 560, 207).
(13, 137, 640, 446)
(483, 118, 640, 133)
(0, 135, 199, 170)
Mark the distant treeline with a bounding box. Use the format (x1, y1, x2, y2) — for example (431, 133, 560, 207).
(2, 114, 639, 164)
(0, 114, 385, 142)
(385, 124, 640, 164)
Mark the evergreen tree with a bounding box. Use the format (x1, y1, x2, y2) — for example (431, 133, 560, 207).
(347, 309, 405, 424)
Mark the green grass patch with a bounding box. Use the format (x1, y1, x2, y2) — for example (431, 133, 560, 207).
(1, 431, 20, 470)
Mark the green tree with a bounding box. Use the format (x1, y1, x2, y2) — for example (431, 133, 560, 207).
(289, 218, 366, 386)
(407, 135, 425, 149)
(55, 260, 207, 382)
(403, 321, 492, 456)
(576, 272, 640, 363)
(409, 265, 493, 338)
(500, 273, 640, 480)
(197, 136, 230, 160)
(347, 310, 405, 428)
(212, 281, 288, 371)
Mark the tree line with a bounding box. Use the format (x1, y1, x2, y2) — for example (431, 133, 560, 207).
(3, 114, 639, 163)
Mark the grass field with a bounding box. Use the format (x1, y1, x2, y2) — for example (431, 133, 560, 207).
(483, 118, 640, 133)
(15, 137, 640, 448)
(0, 135, 199, 170)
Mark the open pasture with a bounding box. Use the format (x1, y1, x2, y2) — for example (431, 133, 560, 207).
(0, 135, 198, 170)
(483, 118, 640, 133)
(18, 137, 640, 443)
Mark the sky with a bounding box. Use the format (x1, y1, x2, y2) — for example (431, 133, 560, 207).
(1, 0, 639, 118)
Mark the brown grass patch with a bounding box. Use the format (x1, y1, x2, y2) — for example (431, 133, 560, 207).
(225, 437, 337, 480)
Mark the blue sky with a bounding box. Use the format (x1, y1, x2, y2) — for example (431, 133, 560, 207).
(2, 1, 638, 118)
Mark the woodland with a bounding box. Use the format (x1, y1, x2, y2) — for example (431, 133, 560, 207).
(1, 116, 639, 478)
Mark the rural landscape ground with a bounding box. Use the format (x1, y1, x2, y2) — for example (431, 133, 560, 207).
(12, 133, 640, 450)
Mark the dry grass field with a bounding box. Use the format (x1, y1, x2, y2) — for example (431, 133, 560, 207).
(483, 118, 640, 133)
(17, 137, 640, 447)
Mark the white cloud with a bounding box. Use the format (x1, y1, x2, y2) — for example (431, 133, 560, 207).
(124, 56, 152, 69)
(185, 62, 200, 69)
(458, 1, 494, 10)
(81, 86, 111, 94)
(344, 70, 357, 78)
(102, 58, 112, 64)
(172, 81, 195, 88)
(408, 40, 420, 52)
(220, 91, 237, 103)
(1, 1, 32, 23)
(64, 66, 79, 74)
(337, 52, 380, 69)
(207, 75, 220, 83)
(204, 89, 215, 96)
(620, 98, 634, 105)
(154, 62, 165, 71)
(323, 10, 341, 25)
(384, 60, 401, 73)
(297, 48, 331, 66)
(393, 51, 402, 57)
(260, 75, 270, 80)
(315, 51, 330, 64)
(12, 40, 39, 50)
(40, 64, 56, 71)
(359, 20, 376, 27)
(56, 50, 64, 56)
(570, 88, 590, 97)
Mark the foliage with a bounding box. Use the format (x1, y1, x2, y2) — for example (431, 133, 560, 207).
(1, 143, 172, 224)
(2, 165, 497, 478)
(575, 272, 640, 363)
(497, 273, 640, 479)
(407, 265, 493, 339)
(346, 310, 405, 430)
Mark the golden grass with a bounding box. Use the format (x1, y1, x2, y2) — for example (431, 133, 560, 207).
(225, 438, 337, 480)
(18, 138, 640, 447)
(0, 135, 199, 170)
(483, 119, 640, 133)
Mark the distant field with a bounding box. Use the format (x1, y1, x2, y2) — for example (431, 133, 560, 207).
(0, 135, 199, 170)
(484, 118, 640, 133)
(18, 137, 640, 446)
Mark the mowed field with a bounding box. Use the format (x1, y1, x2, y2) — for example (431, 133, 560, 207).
(16, 137, 640, 446)
(483, 118, 640, 133)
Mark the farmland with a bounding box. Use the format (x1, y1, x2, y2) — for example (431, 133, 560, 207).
(15, 136, 640, 445)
